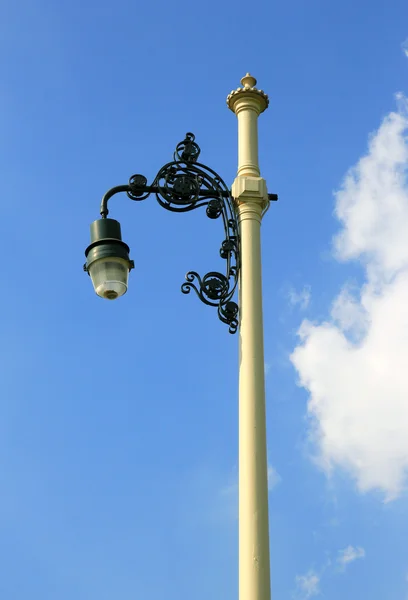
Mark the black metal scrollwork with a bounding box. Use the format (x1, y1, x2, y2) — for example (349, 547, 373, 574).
(99, 133, 240, 333)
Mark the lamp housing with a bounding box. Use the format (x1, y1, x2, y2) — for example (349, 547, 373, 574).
(84, 218, 134, 300)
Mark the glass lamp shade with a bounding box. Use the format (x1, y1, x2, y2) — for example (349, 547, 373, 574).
(88, 257, 130, 300)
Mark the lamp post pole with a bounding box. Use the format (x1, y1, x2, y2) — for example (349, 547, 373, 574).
(84, 73, 273, 600)
(228, 74, 271, 600)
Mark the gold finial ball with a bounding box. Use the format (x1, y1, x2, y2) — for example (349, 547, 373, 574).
(241, 73, 257, 88)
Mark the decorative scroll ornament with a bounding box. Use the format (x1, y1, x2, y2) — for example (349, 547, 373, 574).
(99, 133, 240, 333)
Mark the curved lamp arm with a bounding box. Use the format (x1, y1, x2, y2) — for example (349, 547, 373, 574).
(90, 133, 242, 333)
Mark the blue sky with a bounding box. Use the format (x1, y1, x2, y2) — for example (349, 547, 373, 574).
(1, 0, 408, 598)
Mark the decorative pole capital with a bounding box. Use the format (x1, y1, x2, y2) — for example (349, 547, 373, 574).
(227, 73, 269, 116)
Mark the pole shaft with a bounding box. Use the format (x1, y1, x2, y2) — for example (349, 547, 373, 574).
(238, 203, 270, 600)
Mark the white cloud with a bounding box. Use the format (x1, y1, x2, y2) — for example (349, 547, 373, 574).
(291, 95, 408, 500)
(337, 545, 365, 568)
(288, 286, 311, 310)
(267, 465, 281, 490)
(402, 38, 408, 58)
(295, 571, 320, 599)
(219, 471, 238, 521)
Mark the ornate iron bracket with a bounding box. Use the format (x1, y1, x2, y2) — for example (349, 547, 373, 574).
(99, 133, 244, 333)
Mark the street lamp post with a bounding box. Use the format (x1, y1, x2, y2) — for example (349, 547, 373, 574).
(228, 74, 272, 600)
(84, 74, 275, 600)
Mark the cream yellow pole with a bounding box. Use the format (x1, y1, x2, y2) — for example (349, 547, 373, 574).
(227, 74, 271, 600)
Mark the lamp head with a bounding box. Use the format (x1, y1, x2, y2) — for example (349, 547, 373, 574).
(84, 218, 134, 300)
